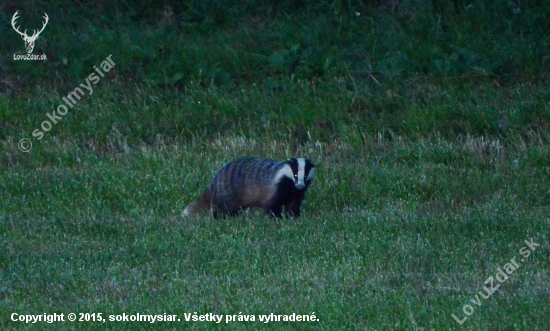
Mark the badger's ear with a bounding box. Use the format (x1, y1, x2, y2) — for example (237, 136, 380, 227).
(307, 159, 315, 167)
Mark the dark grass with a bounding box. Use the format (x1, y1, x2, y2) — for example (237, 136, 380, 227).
(1, 0, 550, 330)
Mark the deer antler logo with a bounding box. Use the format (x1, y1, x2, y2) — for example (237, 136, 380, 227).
(11, 11, 49, 54)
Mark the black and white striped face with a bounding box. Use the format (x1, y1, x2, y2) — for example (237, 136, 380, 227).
(286, 158, 315, 190)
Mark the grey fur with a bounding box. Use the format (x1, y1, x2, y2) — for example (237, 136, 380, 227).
(183, 157, 314, 219)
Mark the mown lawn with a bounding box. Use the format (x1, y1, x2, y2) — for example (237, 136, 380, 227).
(1, 0, 550, 330)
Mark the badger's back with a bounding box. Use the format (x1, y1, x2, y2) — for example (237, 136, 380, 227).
(208, 157, 284, 211)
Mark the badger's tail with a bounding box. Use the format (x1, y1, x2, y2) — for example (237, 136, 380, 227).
(182, 190, 211, 217)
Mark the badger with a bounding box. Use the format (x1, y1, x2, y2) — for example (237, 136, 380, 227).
(182, 157, 315, 219)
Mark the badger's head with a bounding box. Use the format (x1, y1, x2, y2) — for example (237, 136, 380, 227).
(285, 158, 315, 191)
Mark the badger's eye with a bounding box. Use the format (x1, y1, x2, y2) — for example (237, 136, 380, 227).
(294, 174, 298, 178)
(304, 175, 308, 179)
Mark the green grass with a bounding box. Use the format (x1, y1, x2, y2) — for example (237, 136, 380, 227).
(1, 0, 550, 330)
(1, 133, 549, 330)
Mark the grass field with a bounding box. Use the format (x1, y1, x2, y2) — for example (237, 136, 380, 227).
(1, 0, 550, 330)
